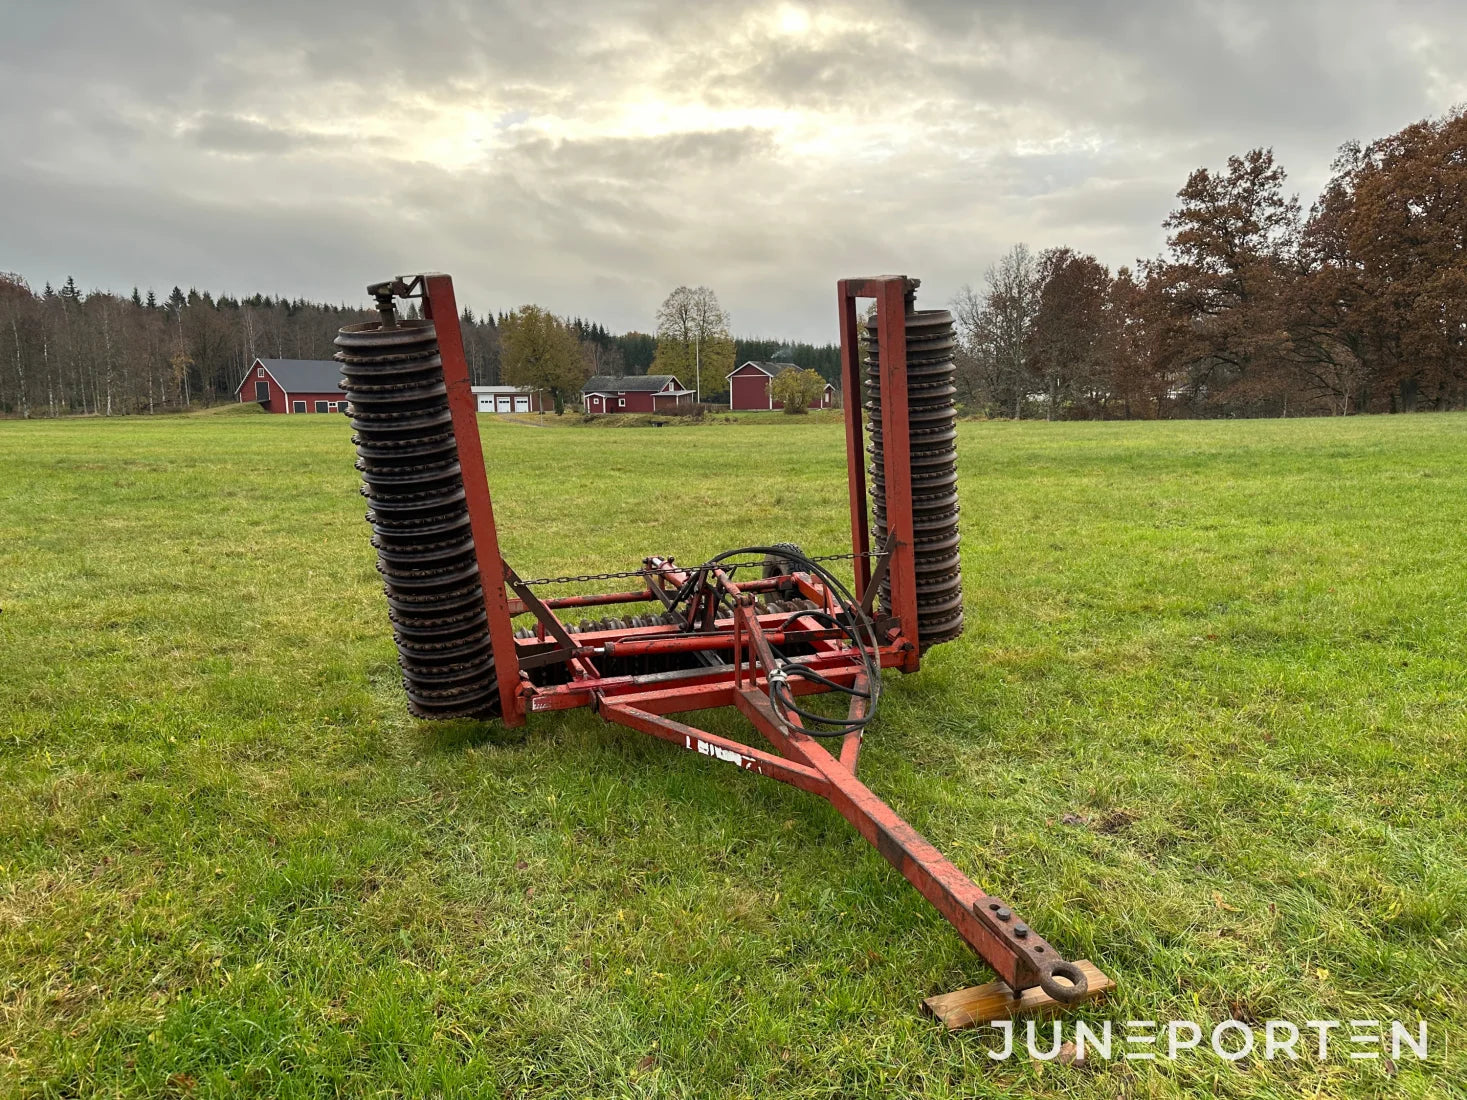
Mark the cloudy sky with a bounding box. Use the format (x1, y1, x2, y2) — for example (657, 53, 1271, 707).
(2, 1, 1464, 341)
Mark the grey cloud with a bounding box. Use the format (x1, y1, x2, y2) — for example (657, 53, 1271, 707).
(1, 0, 1464, 342)
(498, 127, 779, 178)
(178, 114, 397, 157)
(183, 115, 305, 155)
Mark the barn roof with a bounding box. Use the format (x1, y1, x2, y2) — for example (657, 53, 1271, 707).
(236, 358, 344, 395)
(581, 374, 683, 394)
(729, 361, 834, 386)
(729, 360, 797, 378)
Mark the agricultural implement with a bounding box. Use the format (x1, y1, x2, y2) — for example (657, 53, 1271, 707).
(335, 272, 1111, 1022)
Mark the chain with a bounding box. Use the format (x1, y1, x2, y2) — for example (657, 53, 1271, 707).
(515, 550, 883, 587)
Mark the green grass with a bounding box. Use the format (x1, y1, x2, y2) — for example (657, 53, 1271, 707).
(183, 403, 270, 418)
(500, 409, 845, 429)
(1, 412, 1464, 1098)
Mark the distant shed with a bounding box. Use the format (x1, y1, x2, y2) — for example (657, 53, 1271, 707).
(726, 361, 836, 411)
(580, 374, 693, 414)
(472, 385, 549, 413)
(234, 358, 347, 413)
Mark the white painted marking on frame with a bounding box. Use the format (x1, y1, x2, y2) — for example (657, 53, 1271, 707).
(690, 735, 759, 772)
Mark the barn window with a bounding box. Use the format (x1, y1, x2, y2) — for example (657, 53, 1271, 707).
(257, 367, 265, 378)
(314, 401, 328, 413)
(292, 400, 306, 413)
(618, 398, 625, 408)
(254, 380, 269, 402)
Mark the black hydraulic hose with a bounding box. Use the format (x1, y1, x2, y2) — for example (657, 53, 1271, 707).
(705, 546, 882, 738)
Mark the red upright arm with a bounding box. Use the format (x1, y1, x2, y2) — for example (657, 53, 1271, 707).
(421, 274, 526, 725)
(837, 277, 919, 672)
(874, 279, 919, 671)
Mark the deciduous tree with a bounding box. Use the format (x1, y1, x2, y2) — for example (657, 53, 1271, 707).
(1145, 148, 1300, 413)
(500, 305, 587, 414)
(654, 286, 733, 400)
(1299, 110, 1467, 411)
(769, 367, 825, 414)
(1105, 266, 1165, 418)
(953, 243, 1042, 418)
(1029, 248, 1113, 419)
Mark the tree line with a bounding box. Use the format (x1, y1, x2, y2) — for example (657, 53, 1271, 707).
(958, 108, 1467, 418)
(0, 279, 377, 417)
(0, 272, 837, 417)
(4, 107, 1460, 420)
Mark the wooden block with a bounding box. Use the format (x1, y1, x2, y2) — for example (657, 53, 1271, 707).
(923, 961, 1114, 1030)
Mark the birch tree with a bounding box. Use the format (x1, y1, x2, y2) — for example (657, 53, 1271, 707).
(653, 285, 733, 400)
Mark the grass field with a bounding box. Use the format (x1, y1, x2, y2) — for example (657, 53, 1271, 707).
(2, 410, 1465, 1098)
(497, 408, 847, 429)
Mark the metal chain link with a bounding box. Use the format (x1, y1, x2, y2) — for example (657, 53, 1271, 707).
(515, 550, 883, 587)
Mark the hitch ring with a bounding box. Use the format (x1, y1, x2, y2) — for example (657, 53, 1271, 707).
(1037, 959, 1089, 1004)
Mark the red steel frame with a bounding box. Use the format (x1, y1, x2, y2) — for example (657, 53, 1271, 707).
(404, 272, 1094, 1006)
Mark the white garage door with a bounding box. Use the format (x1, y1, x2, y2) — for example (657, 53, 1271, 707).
(477, 395, 493, 412)
(495, 396, 512, 412)
(514, 396, 530, 412)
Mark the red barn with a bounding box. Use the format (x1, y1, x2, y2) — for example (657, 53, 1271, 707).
(726, 361, 837, 411)
(234, 358, 348, 413)
(581, 374, 694, 414)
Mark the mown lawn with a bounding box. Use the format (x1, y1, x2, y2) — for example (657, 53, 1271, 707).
(1, 410, 1464, 1098)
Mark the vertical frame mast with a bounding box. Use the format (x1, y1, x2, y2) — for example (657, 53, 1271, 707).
(420, 274, 527, 726)
(837, 277, 920, 672)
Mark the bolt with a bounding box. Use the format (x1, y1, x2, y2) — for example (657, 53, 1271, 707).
(1013, 923, 1029, 939)
(995, 907, 1011, 921)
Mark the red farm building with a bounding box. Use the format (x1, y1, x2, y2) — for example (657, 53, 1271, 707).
(235, 358, 348, 414)
(726, 360, 837, 411)
(581, 374, 694, 415)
